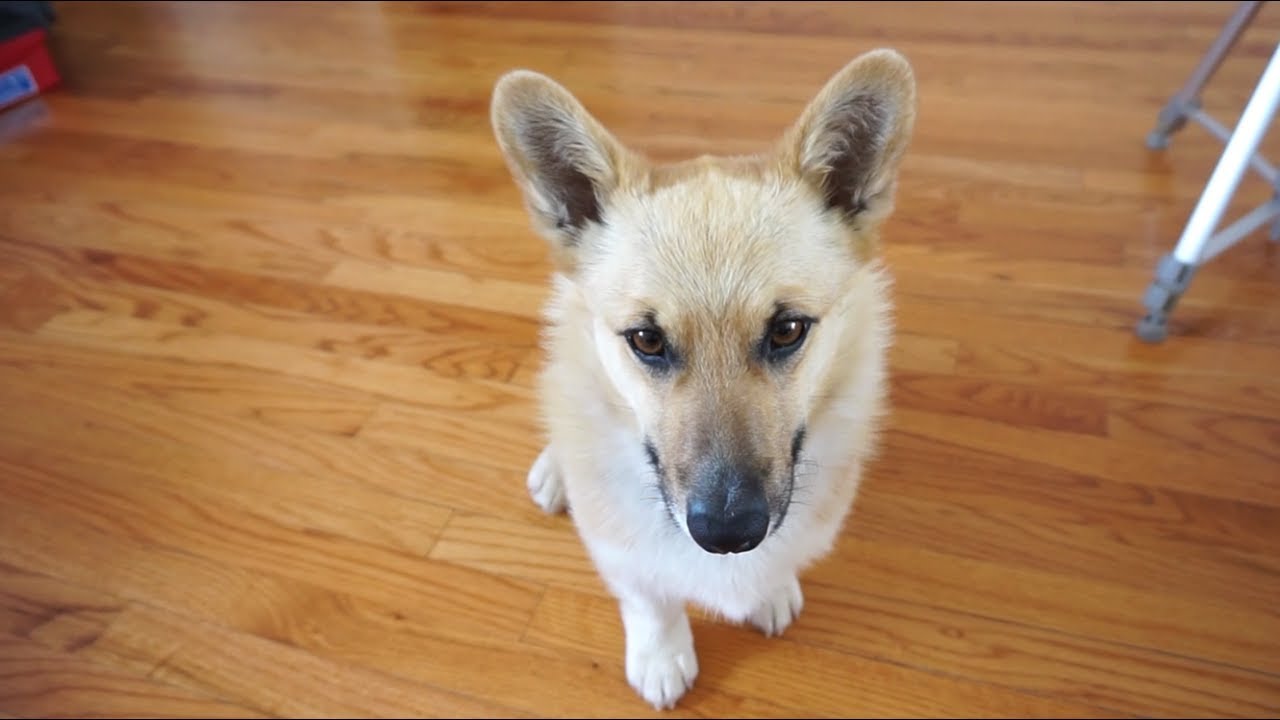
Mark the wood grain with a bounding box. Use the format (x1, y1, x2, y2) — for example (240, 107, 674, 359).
(0, 565, 525, 718)
(525, 586, 1127, 719)
(0, 635, 268, 720)
(82, 604, 528, 719)
(2, 1, 1279, 717)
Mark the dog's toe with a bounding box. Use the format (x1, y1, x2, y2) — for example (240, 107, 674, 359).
(526, 446, 567, 514)
(749, 576, 804, 637)
(622, 614, 696, 707)
(626, 630, 698, 711)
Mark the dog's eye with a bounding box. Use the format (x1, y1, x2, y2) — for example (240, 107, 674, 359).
(627, 328, 666, 357)
(769, 319, 808, 350)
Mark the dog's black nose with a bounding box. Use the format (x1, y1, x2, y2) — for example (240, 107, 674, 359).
(686, 493, 769, 555)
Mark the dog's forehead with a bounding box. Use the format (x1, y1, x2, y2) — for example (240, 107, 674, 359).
(589, 170, 856, 331)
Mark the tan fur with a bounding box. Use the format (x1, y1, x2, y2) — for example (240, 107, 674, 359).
(492, 49, 916, 710)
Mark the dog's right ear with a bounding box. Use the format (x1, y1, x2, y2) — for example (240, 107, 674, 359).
(491, 70, 630, 261)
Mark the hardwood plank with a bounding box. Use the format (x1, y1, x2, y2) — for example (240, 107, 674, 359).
(903, 303, 1280, 389)
(323, 257, 550, 321)
(845, 479, 1280, 612)
(0, 272, 63, 332)
(418, 1, 1279, 51)
(0, 439, 534, 649)
(84, 604, 530, 719)
(359, 400, 545, 476)
(2, 129, 503, 203)
(0, 198, 335, 282)
(953, 332, 1280, 424)
(890, 372, 1109, 436)
(0, 239, 542, 387)
(0, 236, 546, 383)
(0, 564, 523, 718)
(889, 256, 1280, 347)
(884, 242, 1280, 316)
(890, 331, 960, 374)
(34, 7, 1278, 182)
(524, 585, 1127, 719)
(430, 506, 1280, 678)
(0, 374, 451, 561)
(0, 563, 119, 655)
(811, 535, 1280, 676)
(0, 634, 266, 719)
(430, 512, 599, 594)
(0, 332, 376, 438)
(789, 582, 1280, 718)
(0, 331, 545, 517)
(0, 499, 783, 719)
(872, 428, 1280, 559)
(0, 188, 546, 284)
(0, 496, 501, 666)
(886, 406, 1280, 508)
(0, 364, 539, 642)
(35, 310, 537, 418)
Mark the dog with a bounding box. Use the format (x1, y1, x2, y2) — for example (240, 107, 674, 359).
(490, 48, 916, 710)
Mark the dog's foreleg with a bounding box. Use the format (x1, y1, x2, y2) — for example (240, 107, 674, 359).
(526, 445, 567, 514)
(748, 574, 804, 637)
(616, 587, 698, 710)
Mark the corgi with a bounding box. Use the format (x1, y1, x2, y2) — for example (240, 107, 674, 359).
(490, 49, 916, 710)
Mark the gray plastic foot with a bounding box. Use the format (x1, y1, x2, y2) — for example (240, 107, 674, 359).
(1136, 254, 1198, 344)
(1146, 101, 1196, 150)
(1135, 314, 1169, 343)
(1271, 200, 1280, 241)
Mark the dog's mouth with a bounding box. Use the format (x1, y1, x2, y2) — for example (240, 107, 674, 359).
(644, 428, 804, 555)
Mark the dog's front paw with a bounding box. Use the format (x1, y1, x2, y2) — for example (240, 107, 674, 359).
(526, 445, 567, 515)
(749, 576, 804, 637)
(626, 618, 698, 710)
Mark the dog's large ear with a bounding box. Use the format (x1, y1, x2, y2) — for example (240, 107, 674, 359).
(780, 49, 917, 227)
(491, 70, 631, 260)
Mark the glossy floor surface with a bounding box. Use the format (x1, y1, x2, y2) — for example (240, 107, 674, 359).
(1, 2, 1279, 718)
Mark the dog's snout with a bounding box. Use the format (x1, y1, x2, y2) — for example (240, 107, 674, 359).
(686, 466, 770, 555)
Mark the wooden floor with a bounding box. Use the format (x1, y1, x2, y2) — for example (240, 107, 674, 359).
(1, 1, 1279, 717)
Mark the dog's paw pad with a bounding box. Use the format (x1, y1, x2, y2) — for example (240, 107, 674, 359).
(626, 632, 698, 710)
(749, 576, 804, 637)
(526, 446, 567, 515)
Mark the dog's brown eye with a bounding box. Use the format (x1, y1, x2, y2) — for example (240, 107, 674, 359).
(770, 319, 806, 349)
(629, 328, 666, 357)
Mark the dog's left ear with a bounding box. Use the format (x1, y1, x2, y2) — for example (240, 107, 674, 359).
(490, 70, 634, 264)
(780, 49, 917, 228)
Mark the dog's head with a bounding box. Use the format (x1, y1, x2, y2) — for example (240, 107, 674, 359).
(492, 51, 915, 555)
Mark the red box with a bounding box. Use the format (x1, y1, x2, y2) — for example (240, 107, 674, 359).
(0, 28, 59, 111)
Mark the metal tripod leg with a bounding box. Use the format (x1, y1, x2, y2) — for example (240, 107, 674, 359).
(1147, 0, 1265, 150)
(1137, 43, 1280, 343)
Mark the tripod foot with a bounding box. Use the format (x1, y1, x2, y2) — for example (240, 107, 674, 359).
(1135, 254, 1197, 344)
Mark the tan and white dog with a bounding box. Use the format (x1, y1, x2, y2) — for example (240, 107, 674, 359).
(490, 49, 916, 710)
